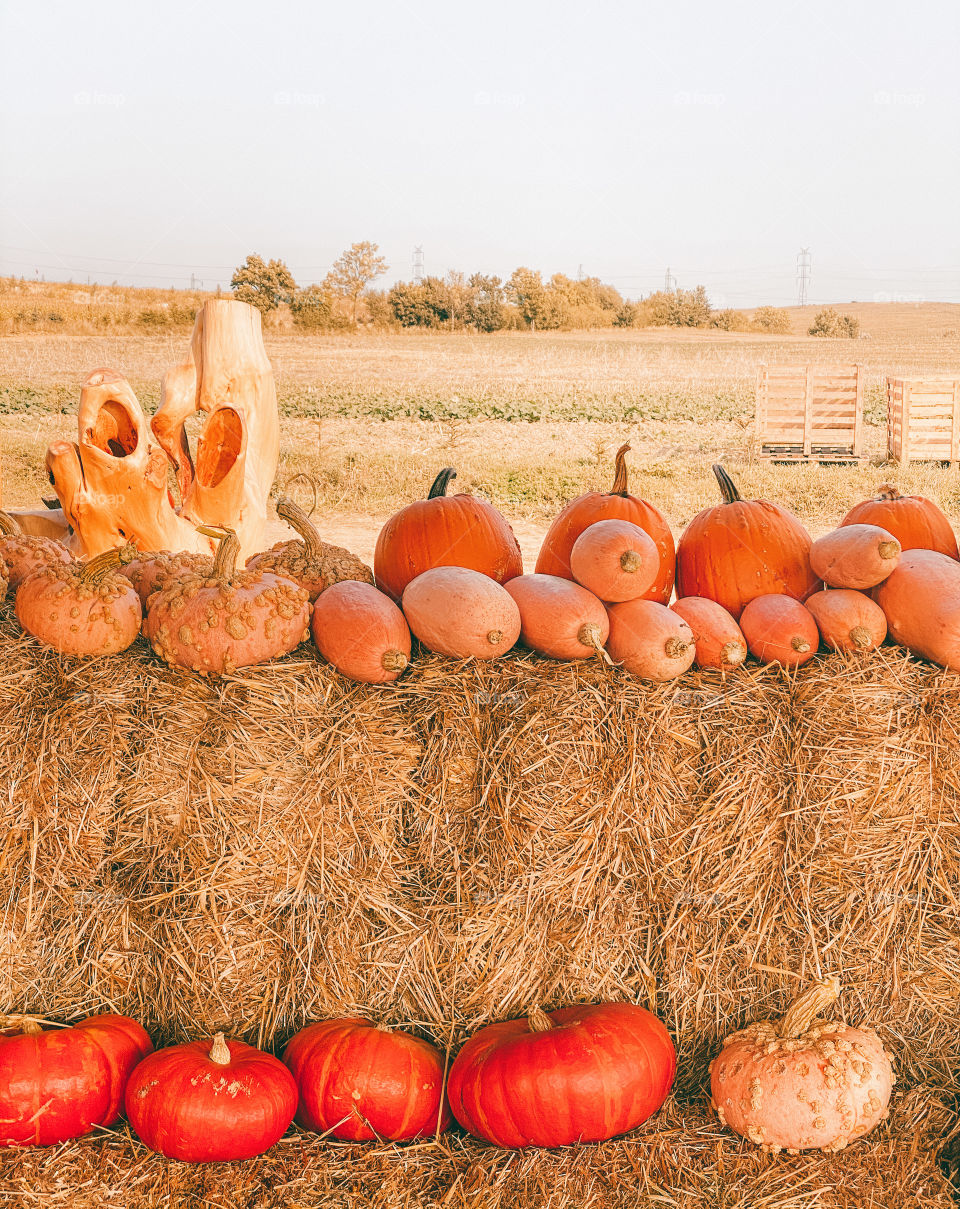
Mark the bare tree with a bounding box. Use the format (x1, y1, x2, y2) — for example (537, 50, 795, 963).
(326, 241, 388, 324)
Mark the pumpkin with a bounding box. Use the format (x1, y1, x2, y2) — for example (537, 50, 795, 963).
(0, 1013, 152, 1147)
(535, 444, 675, 604)
(739, 595, 819, 667)
(670, 596, 747, 669)
(283, 1018, 450, 1141)
(311, 581, 411, 683)
(710, 977, 894, 1153)
(805, 589, 887, 652)
(121, 550, 213, 607)
(873, 548, 960, 669)
(402, 566, 520, 660)
(247, 497, 374, 602)
(504, 574, 611, 661)
(841, 484, 958, 560)
(569, 519, 660, 603)
(125, 1032, 298, 1163)
(144, 525, 310, 674)
(606, 599, 695, 681)
(676, 465, 819, 619)
(809, 524, 901, 590)
(16, 545, 142, 657)
(448, 1002, 675, 1148)
(374, 467, 522, 603)
(0, 509, 71, 588)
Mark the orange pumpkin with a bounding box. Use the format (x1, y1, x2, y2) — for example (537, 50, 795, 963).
(841, 484, 958, 560)
(0, 510, 71, 588)
(247, 497, 373, 602)
(504, 574, 610, 661)
(805, 589, 887, 652)
(535, 444, 675, 604)
(311, 581, 411, 683)
(810, 524, 900, 590)
(606, 599, 694, 681)
(374, 468, 522, 603)
(670, 596, 746, 669)
(739, 594, 819, 667)
(676, 466, 819, 619)
(402, 566, 521, 660)
(873, 548, 960, 669)
(569, 519, 660, 603)
(121, 550, 213, 607)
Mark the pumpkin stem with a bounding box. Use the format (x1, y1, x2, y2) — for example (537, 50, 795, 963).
(578, 622, 614, 666)
(427, 468, 457, 499)
(486, 629, 504, 646)
(712, 464, 742, 505)
(791, 636, 811, 653)
(620, 549, 642, 574)
(381, 649, 408, 673)
(878, 539, 900, 560)
(780, 977, 841, 1037)
(876, 484, 902, 501)
(209, 1032, 232, 1065)
(276, 496, 323, 558)
(197, 526, 241, 579)
(720, 640, 746, 667)
(610, 444, 631, 496)
(664, 636, 690, 660)
(850, 625, 872, 650)
(2, 1014, 43, 1035)
(527, 1006, 555, 1033)
(0, 510, 23, 537)
(78, 543, 137, 585)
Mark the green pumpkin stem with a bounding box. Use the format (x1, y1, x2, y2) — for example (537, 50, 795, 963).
(712, 464, 742, 505)
(0, 510, 23, 537)
(276, 496, 323, 558)
(610, 444, 631, 496)
(527, 1006, 555, 1033)
(209, 1032, 231, 1065)
(780, 977, 841, 1037)
(427, 468, 457, 499)
(197, 526, 241, 579)
(78, 544, 137, 585)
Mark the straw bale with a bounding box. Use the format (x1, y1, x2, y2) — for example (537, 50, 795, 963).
(0, 1093, 952, 1209)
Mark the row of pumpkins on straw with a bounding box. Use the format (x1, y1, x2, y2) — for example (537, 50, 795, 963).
(1, 443, 958, 675)
(0, 977, 893, 1161)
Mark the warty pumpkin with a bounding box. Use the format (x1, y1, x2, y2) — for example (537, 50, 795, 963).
(0, 509, 71, 588)
(739, 594, 819, 667)
(504, 573, 611, 661)
(311, 580, 411, 683)
(710, 977, 893, 1153)
(569, 518, 660, 603)
(606, 599, 695, 681)
(402, 566, 520, 660)
(841, 484, 958, 560)
(873, 548, 960, 668)
(535, 444, 675, 604)
(283, 1018, 450, 1141)
(805, 589, 887, 652)
(809, 524, 901, 590)
(448, 1002, 675, 1148)
(247, 496, 373, 602)
(676, 465, 819, 618)
(374, 467, 522, 603)
(121, 549, 213, 607)
(670, 596, 747, 669)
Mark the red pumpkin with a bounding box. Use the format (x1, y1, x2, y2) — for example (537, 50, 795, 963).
(805, 589, 887, 652)
(504, 574, 610, 661)
(0, 1013, 152, 1147)
(535, 444, 675, 604)
(873, 548, 960, 669)
(670, 596, 747, 669)
(809, 524, 900, 590)
(311, 581, 411, 683)
(448, 1002, 675, 1148)
(374, 467, 522, 603)
(606, 599, 695, 681)
(740, 595, 819, 667)
(569, 519, 660, 603)
(676, 465, 819, 619)
(121, 550, 213, 607)
(283, 1018, 450, 1141)
(0, 510, 71, 588)
(247, 497, 373, 602)
(125, 1032, 297, 1163)
(16, 546, 142, 657)
(841, 484, 958, 560)
(402, 566, 521, 660)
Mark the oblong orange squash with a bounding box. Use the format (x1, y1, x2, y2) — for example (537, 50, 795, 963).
(873, 549, 960, 668)
(569, 519, 660, 603)
(402, 566, 520, 660)
(670, 596, 747, 669)
(805, 589, 887, 652)
(504, 574, 609, 661)
(809, 524, 900, 590)
(740, 595, 819, 667)
(841, 485, 958, 560)
(606, 599, 695, 681)
(312, 581, 411, 683)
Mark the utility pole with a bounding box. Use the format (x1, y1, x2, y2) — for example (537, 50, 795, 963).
(412, 246, 424, 284)
(665, 267, 677, 291)
(796, 248, 811, 307)
(577, 263, 584, 280)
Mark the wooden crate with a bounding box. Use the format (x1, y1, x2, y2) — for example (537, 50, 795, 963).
(887, 376, 960, 463)
(755, 364, 864, 461)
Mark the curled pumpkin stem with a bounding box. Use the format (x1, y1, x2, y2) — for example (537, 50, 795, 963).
(527, 1006, 555, 1033)
(197, 525, 241, 579)
(276, 496, 323, 558)
(610, 444, 631, 496)
(78, 543, 138, 585)
(780, 977, 841, 1037)
(428, 468, 457, 500)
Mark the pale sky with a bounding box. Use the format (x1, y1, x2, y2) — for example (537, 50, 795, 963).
(1, 0, 958, 305)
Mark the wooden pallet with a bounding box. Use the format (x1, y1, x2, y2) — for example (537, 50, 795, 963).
(887, 376, 960, 463)
(756, 364, 864, 462)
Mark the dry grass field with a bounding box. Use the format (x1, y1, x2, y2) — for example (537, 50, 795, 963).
(2, 287, 959, 562)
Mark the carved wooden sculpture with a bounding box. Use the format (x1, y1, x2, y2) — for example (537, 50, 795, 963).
(35, 300, 278, 560)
